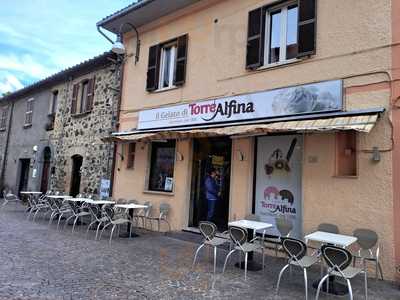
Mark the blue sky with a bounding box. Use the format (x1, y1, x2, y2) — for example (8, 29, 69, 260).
(0, 0, 134, 95)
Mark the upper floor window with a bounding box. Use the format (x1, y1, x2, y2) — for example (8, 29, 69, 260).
(246, 0, 316, 69)
(71, 77, 95, 115)
(0, 106, 8, 131)
(24, 98, 34, 127)
(50, 90, 58, 115)
(146, 34, 188, 92)
(148, 140, 176, 192)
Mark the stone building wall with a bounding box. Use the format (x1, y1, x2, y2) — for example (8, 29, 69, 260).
(49, 63, 120, 196)
(0, 101, 12, 190)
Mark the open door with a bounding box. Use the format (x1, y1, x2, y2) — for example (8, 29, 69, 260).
(70, 155, 83, 197)
(40, 147, 51, 193)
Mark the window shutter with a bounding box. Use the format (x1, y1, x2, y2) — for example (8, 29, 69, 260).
(246, 7, 266, 70)
(173, 34, 188, 86)
(146, 45, 160, 91)
(86, 77, 95, 112)
(71, 83, 79, 114)
(297, 0, 317, 57)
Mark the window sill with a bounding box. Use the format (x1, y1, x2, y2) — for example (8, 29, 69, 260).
(333, 175, 358, 179)
(0, 128, 6, 132)
(152, 86, 179, 93)
(23, 124, 32, 129)
(143, 190, 174, 196)
(257, 58, 301, 71)
(71, 111, 91, 118)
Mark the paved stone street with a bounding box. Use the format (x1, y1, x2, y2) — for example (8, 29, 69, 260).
(0, 204, 398, 300)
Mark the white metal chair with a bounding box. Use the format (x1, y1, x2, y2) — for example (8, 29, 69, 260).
(192, 221, 228, 274)
(147, 203, 171, 232)
(316, 245, 368, 300)
(276, 237, 319, 300)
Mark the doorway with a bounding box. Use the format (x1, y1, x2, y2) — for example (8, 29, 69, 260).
(18, 159, 30, 194)
(40, 147, 51, 193)
(189, 137, 231, 231)
(70, 155, 83, 197)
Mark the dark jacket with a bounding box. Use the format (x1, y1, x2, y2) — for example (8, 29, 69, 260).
(205, 175, 220, 201)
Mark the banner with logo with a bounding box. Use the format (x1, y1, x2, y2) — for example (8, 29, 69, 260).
(138, 80, 342, 130)
(255, 135, 303, 238)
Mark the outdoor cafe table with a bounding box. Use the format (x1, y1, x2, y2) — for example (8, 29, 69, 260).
(115, 203, 148, 238)
(228, 219, 273, 271)
(304, 231, 358, 296)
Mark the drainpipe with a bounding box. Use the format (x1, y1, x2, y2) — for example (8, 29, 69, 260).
(0, 101, 14, 191)
(109, 57, 124, 196)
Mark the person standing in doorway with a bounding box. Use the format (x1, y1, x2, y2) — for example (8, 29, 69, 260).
(205, 168, 220, 221)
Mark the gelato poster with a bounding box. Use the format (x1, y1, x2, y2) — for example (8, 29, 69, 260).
(255, 135, 303, 238)
(138, 80, 342, 130)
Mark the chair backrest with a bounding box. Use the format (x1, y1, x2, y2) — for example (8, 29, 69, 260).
(276, 216, 293, 236)
(353, 228, 378, 250)
(128, 199, 138, 204)
(229, 226, 248, 246)
(103, 206, 115, 220)
(245, 214, 260, 221)
(117, 198, 128, 204)
(199, 221, 217, 241)
(160, 203, 170, 216)
(321, 244, 352, 272)
(143, 201, 152, 216)
(281, 237, 307, 261)
(318, 223, 339, 234)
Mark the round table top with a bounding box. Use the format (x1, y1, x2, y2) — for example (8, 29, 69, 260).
(47, 195, 72, 199)
(20, 191, 42, 194)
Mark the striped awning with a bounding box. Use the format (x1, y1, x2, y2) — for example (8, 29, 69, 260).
(107, 114, 379, 143)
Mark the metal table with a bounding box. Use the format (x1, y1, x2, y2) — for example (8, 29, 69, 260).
(115, 203, 147, 238)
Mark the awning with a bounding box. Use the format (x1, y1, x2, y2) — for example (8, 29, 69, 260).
(105, 111, 381, 143)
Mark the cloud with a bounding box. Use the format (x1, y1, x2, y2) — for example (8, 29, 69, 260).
(0, 74, 24, 94)
(0, 53, 57, 79)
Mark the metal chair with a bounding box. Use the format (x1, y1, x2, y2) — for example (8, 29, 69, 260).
(276, 237, 319, 300)
(86, 204, 109, 240)
(316, 245, 368, 300)
(192, 221, 228, 274)
(264, 216, 293, 256)
(353, 228, 383, 280)
(1, 190, 20, 208)
(147, 203, 171, 232)
(99, 206, 135, 246)
(136, 201, 152, 229)
(63, 200, 91, 233)
(222, 226, 264, 280)
(318, 223, 339, 234)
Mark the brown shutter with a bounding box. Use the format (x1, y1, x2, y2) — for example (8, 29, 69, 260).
(173, 34, 188, 86)
(86, 77, 95, 112)
(146, 45, 160, 91)
(71, 83, 79, 115)
(297, 0, 317, 57)
(246, 7, 266, 70)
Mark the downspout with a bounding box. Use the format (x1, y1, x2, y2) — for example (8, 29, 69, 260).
(0, 101, 14, 191)
(109, 56, 124, 195)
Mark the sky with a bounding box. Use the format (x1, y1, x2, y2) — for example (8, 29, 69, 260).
(0, 0, 134, 95)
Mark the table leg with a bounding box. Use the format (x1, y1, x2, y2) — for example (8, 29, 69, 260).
(119, 208, 139, 238)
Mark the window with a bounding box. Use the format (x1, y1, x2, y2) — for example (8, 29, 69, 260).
(148, 141, 176, 192)
(0, 106, 8, 131)
(246, 0, 316, 69)
(146, 35, 188, 92)
(126, 143, 136, 169)
(335, 132, 357, 177)
(24, 98, 34, 126)
(266, 3, 298, 64)
(159, 43, 177, 89)
(50, 90, 58, 115)
(71, 77, 95, 115)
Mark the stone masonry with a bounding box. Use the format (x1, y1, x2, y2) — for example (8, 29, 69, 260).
(49, 57, 120, 196)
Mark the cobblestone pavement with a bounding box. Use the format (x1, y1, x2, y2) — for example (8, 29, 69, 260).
(0, 204, 398, 300)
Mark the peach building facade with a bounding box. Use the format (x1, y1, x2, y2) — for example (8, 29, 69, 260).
(98, 0, 400, 280)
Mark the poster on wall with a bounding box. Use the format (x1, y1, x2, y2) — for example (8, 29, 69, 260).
(138, 80, 342, 130)
(255, 135, 303, 238)
(100, 179, 111, 199)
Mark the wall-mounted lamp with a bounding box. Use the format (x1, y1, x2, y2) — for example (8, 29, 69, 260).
(97, 22, 141, 64)
(236, 150, 244, 161)
(32, 145, 38, 153)
(176, 151, 184, 161)
(372, 147, 381, 162)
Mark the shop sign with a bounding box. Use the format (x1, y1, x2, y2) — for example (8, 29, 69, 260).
(138, 80, 342, 130)
(254, 135, 303, 238)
